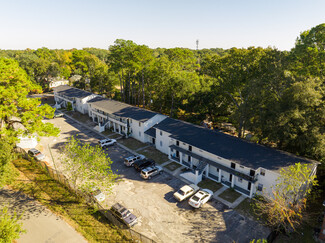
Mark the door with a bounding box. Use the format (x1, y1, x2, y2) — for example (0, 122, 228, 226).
(176, 150, 179, 158)
(229, 174, 233, 182)
(248, 182, 251, 191)
(152, 138, 155, 144)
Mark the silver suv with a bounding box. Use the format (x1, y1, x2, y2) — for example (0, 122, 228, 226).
(140, 165, 163, 180)
(110, 203, 138, 227)
(124, 154, 145, 167)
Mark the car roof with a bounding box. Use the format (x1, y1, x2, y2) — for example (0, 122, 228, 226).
(29, 148, 39, 153)
(195, 190, 208, 199)
(181, 185, 195, 192)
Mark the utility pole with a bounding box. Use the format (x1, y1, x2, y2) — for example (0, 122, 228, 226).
(196, 39, 199, 50)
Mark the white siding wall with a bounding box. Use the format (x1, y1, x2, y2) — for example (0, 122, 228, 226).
(129, 119, 145, 143)
(76, 94, 97, 114)
(255, 168, 280, 196)
(155, 129, 172, 154)
(143, 114, 167, 132)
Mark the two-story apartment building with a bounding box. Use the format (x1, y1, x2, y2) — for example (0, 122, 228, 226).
(53, 85, 318, 199)
(152, 118, 318, 198)
(87, 96, 166, 141)
(53, 85, 97, 114)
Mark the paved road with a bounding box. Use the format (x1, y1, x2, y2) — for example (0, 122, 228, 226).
(38, 114, 271, 243)
(0, 187, 87, 243)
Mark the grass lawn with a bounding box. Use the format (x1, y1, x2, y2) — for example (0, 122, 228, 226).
(140, 146, 169, 164)
(11, 158, 129, 243)
(218, 188, 242, 203)
(118, 138, 146, 150)
(198, 179, 223, 192)
(164, 162, 182, 171)
(109, 133, 122, 139)
(102, 130, 114, 136)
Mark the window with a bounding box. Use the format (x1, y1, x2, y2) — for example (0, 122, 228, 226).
(257, 183, 263, 191)
(139, 131, 141, 137)
(260, 169, 265, 176)
(160, 141, 163, 147)
(139, 122, 141, 127)
(160, 131, 162, 136)
(231, 162, 236, 169)
(176, 140, 179, 146)
(188, 155, 191, 162)
(189, 145, 192, 151)
(238, 178, 242, 183)
(217, 168, 219, 172)
(250, 170, 255, 176)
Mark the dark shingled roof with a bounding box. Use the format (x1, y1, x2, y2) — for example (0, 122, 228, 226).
(88, 96, 157, 122)
(144, 127, 156, 138)
(153, 118, 315, 171)
(53, 85, 93, 99)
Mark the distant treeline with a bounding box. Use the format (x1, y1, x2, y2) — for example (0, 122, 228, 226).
(1, 23, 325, 163)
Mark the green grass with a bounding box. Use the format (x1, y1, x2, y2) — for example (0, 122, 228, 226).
(11, 158, 129, 243)
(102, 130, 114, 136)
(118, 138, 147, 150)
(218, 188, 242, 203)
(140, 146, 169, 164)
(198, 179, 223, 192)
(164, 162, 182, 171)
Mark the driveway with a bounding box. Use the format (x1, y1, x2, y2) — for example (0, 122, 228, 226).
(39, 114, 270, 243)
(0, 187, 87, 243)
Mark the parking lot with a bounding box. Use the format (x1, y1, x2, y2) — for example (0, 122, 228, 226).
(39, 114, 270, 243)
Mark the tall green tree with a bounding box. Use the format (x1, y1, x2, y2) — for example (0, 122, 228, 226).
(0, 58, 59, 140)
(60, 136, 117, 193)
(0, 207, 26, 243)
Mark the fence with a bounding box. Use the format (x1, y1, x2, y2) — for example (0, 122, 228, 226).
(15, 147, 156, 243)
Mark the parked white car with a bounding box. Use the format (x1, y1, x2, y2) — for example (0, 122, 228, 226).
(173, 184, 200, 202)
(90, 188, 105, 202)
(124, 154, 145, 167)
(98, 138, 117, 148)
(188, 189, 213, 208)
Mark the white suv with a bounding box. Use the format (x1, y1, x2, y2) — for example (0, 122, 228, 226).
(124, 154, 145, 167)
(98, 138, 117, 148)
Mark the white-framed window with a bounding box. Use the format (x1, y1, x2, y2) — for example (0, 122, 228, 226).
(257, 183, 263, 191)
(160, 141, 163, 147)
(260, 169, 266, 176)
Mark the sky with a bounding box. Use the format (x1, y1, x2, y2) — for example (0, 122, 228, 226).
(0, 0, 324, 51)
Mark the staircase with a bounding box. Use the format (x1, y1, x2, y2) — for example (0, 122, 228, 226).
(196, 160, 208, 175)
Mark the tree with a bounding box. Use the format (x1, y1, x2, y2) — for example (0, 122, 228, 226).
(0, 58, 60, 141)
(0, 206, 26, 243)
(0, 138, 18, 187)
(254, 163, 317, 234)
(60, 136, 118, 193)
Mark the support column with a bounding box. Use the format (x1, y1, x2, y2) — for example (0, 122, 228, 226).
(231, 175, 235, 188)
(168, 147, 171, 160)
(113, 123, 116, 132)
(190, 156, 193, 169)
(119, 124, 122, 134)
(218, 169, 222, 182)
(249, 183, 255, 198)
(179, 152, 183, 165)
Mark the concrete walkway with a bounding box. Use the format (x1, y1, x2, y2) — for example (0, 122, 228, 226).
(0, 187, 87, 243)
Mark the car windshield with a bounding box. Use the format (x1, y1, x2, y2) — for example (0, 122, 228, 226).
(121, 208, 130, 218)
(192, 195, 200, 202)
(141, 171, 146, 175)
(177, 189, 185, 196)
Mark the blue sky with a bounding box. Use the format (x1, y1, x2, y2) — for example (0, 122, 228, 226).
(0, 0, 324, 50)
